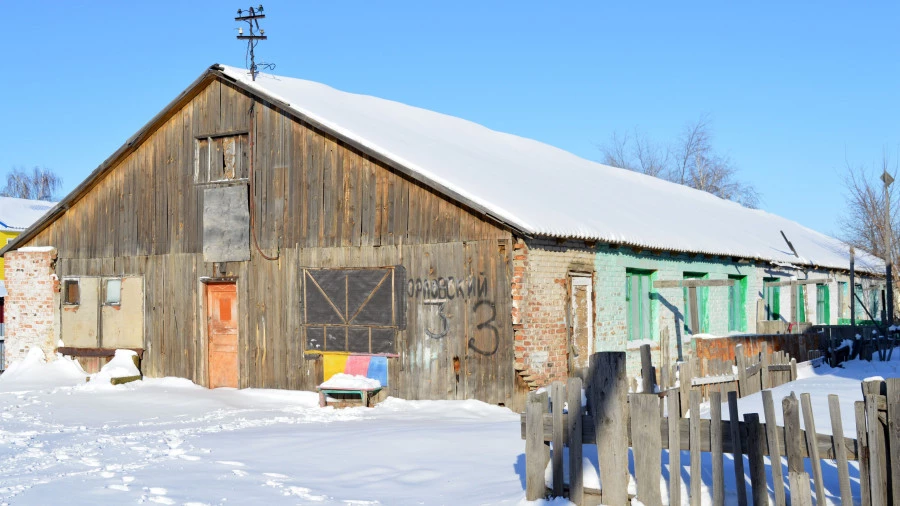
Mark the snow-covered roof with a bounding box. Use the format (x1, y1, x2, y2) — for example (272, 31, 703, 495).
(218, 65, 881, 273)
(0, 197, 56, 232)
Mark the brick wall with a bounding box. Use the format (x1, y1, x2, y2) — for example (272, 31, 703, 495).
(4, 247, 59, 365)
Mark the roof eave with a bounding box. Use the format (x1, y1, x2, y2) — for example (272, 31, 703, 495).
(1, 67, 222, 256)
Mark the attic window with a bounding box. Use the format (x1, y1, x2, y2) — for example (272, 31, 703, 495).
(63, 280, 80, 305)
(195, 133, 249, 183)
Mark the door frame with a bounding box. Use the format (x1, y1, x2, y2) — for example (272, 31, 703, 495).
(567, 272, 594, 375)
(201, 277, 240, 388)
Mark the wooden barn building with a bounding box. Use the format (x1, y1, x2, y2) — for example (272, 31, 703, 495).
(2, 64, 883, 410)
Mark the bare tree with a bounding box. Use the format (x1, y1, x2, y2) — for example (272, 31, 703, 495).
(839, 154, 899, 262)
(600, 116, 760, 208)
(0, 167, 62, 201)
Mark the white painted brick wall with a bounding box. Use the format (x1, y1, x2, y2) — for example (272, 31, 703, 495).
(4, 248, 60, 366)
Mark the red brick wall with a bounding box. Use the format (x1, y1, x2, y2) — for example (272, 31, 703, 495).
(512, 238, 594, 389)
(4, 247, 59, 365)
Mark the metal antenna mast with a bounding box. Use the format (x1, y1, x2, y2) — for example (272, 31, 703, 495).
(236, 5, 272, 80)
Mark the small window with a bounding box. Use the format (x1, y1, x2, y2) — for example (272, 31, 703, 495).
(195, 133, 249, 183)
(764, 277, 781, 321)
(63, 280, 80, 305)
(104, 279, 122, 305)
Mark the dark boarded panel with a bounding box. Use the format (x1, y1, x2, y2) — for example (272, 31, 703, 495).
(202, 185, 250, 262)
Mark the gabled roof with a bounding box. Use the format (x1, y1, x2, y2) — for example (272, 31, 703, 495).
(4, 64, 884, 273)
(215, 64, 881, 273)
(0, 197, 56, 232)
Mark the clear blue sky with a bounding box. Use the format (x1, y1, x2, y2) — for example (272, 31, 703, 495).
(2, 1, 898, 237)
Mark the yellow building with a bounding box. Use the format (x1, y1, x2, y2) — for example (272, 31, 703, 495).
(0, 197, 57, 280)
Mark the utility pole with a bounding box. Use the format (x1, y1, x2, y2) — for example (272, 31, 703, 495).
(236, 5, 269, 81)
(882, 170, 894, 326)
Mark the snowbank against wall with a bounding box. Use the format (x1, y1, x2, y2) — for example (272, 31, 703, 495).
(4, 247, 59, 365)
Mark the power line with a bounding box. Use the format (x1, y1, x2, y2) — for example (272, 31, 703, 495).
(235, 5, 274, 81)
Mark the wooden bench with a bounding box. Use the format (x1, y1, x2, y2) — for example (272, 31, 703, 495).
(316, 354, 388, 408)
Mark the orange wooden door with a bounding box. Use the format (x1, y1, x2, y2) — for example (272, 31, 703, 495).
(207, 283, 238, 388)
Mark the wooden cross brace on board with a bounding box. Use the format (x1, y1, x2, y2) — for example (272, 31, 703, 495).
(652, 279, 736, 335)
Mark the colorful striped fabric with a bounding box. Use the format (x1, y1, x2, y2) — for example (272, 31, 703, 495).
(367, 356, 388, 387)
(320, 353, 388, 387)
(322, 354, 349, 382)
(344, 355, 371, 376)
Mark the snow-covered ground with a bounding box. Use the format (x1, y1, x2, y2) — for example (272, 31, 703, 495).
(0, 351, 526, 505)
(2, 349, 898, 505)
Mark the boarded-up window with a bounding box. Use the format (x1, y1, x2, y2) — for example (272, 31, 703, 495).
(202, 185, 250, 262)
(63, 279, 80, 305)
(303, 267, 406, 354)
(195, 134, 248, 183)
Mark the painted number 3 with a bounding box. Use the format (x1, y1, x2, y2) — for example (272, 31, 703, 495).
(469, 300, 499, 356)
(424, 300, 499, 356)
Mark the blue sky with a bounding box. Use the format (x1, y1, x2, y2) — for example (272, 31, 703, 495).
(2, 1, 898, 236)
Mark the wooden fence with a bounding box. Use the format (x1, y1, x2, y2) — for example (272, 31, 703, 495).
(522, 351, 899, 505)
(641, 342, 821, 415)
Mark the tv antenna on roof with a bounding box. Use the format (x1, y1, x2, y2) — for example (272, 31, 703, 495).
(236, 5, 274, 81)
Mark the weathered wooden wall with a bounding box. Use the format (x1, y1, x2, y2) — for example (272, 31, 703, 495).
(24, 77, 522, 408)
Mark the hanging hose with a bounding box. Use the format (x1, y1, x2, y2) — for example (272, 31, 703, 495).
(248, 102, 279, 261)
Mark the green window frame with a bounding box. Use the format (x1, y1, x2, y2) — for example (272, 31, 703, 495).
(854, 284, 864, 319)
(626, 269, 655, 341)
(764, 277, 780, 321)
(871, 289, 880, 320)
(796, 285, 806, 322)
(683, 272, 709, 334)
(728, 275, 747, 332)
(816, 284, 830, 324)
(838, 282, 848, 319)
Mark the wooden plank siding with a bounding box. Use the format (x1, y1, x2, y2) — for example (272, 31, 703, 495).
(23, 77, 521, 408)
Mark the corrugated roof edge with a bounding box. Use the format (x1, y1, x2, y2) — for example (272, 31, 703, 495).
(0, 63, 884, 276)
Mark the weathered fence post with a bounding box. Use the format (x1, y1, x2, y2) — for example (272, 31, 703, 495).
(630, 393, 661, 505)
(887, 378, 900, 506)
(525, 390, 548, 500)
(728, 391, 748, 506)
(827, 394, 852, 505)
(864, 380, 887, 506)
(856, 400, 872, 506)
(760, 342, 771, 390)
(783, 393, 809, 501)
(800, 393, 826, 503)
(689, 390, 701, 506)
(668, 389, 682, 506)
(680, 359, 693, 417)
(743, 413, 767, 506)
(566, 377, 583, 505)
(589, 352, 628, 505)
(762, 389, 786, 506)
(550, 381, 565, 497)
(710, 391, 724, 505)
(788, 472, 813, 506)
(640, 343, 654, 394)
(735, 344, 747, 397)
